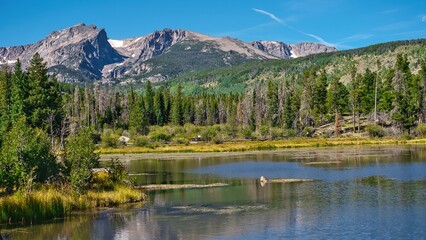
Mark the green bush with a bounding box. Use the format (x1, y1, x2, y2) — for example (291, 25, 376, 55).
(415, 124, 426, 137)
(201, 126, 218, 142)
(101, 134, 118, 148)
(0, 117, 58, 194)
(64, 128, 100, 194)
(402, 133, 413, 140)
(242, 128, 253, 139)
(149, 127, 173, 142)
(174, 137, 189, 145)
(108, 158, 128, 185)
(212, 134, 225, 144)
(302, 127, 315, 137)
(134, 136, 150, 147)
(366, 125, 385, 138)
(259, 125, 270, 138)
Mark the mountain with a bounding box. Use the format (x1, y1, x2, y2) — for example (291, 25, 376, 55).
(0, 24, 336, 83)
(169, 39, 426, 94)
(102, 29, 278, 82)
(0, 24, 124, 82)
(250, 41, 337, 59)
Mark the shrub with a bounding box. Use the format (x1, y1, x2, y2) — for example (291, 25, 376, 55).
(259, 125, 270, 138)
(108, 158, 128, 185)
(149, 127, 173, 142)
(415, 124, 426, 137)
(174, 137, 189, 145)
(64, 128, 100, 194)
(401, 133, 413, 140)
(366, 125, 385, 138)
(242, 128, 253, 139)
(134, 136, 150, 147)
(302, 127, 315, 137)
(212, 134, 225, 144)
(0, 117, 58, 194)
(201, 126, 218, 142)
(101, 134, 118, 148)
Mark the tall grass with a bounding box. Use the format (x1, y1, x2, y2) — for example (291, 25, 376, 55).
(0, 185, 145, 224)
(98, 137, 416, 154)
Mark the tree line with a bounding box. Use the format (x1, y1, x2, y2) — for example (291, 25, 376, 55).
(2, 53, 426, 142)
(1, 53, 426, 194)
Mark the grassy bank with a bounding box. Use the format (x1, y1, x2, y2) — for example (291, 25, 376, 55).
(98, 137, 426, 154)
(0, 185, 145, 225)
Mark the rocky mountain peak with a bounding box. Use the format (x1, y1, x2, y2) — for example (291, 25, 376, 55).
(1, 24, 338, 83)
(251, 40, 337, 59)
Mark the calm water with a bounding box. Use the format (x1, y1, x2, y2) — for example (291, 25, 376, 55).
(3, 145, 426, 239)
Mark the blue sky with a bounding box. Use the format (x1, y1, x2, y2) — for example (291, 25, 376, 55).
(1, 0, 425, 49)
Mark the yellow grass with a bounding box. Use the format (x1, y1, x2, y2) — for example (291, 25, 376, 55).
(0, 186, 146, 224)
(98, 137, 424, 154)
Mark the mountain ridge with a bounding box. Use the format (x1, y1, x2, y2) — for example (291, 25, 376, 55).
(0, 23, 336, 83)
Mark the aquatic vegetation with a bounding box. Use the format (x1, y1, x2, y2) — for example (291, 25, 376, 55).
(0, 185, 145, 224)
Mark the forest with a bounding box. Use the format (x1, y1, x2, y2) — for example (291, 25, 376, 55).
(1, 52, 426, 195)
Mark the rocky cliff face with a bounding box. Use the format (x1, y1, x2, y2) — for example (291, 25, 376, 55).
(0, 24, 338, 83)
(0, 23, 123, 82)
(251, 41, 292, 58)
(251, 41, 337, 59)
(289, 42, 337, 57)
(103, 29, 277, 81)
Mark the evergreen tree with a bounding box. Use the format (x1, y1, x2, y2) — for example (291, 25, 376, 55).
(327, 76, 349, 134)
(360, 69, 376, 115)
(153, 87, 166, 126)
(171, 85, 184, 126)
(129, 97, 149, 135)
(267, 81, 279, 127)
(391, 54, 417, 132)
(145, 81, 155, 125)
(299, 68, 316, 127)
(313, 70, 328, 125)
(0, 64, 12, 134)
(27, 53, 62, 131)
(249, 90, 256, 131)
(10, 59, 28, 123)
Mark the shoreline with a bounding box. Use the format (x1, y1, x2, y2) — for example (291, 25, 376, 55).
(99, 137, 426, 160)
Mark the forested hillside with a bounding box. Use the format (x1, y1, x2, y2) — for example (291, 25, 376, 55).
(169, 39, 426, 94)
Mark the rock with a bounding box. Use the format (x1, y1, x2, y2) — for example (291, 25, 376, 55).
(118, 136, 130, 144)
(251, 41, 337, 59)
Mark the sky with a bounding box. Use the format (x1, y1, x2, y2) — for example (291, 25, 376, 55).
(1, 0, 425, 50)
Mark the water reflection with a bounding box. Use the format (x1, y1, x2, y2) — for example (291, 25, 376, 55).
(3, 145, 426, 239)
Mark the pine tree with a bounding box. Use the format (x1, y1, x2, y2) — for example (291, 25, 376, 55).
(27, 53, 62, 131)
(153, 87, 166, 126)
(145, 81, 155, 125)
(299, 68, 316, 127)
(391, 54, 417, 132)
(249, 90, 256, 131)
(129, 97, 148, 135)
(10, 59, 28, 123)
(171, 85, 184, 126)
(360, 69, 376, 115)
(313, 70, 328, 125)
(0, 64, 12, 133)
(267, 81, 279, 127)
(327, 76, 349, 135)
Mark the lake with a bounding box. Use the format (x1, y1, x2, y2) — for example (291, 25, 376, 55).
(3, 145, 426, 239)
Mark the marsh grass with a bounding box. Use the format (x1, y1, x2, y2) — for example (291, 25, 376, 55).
(0, 176, 145, 225)
(98, 137, 417, 154)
